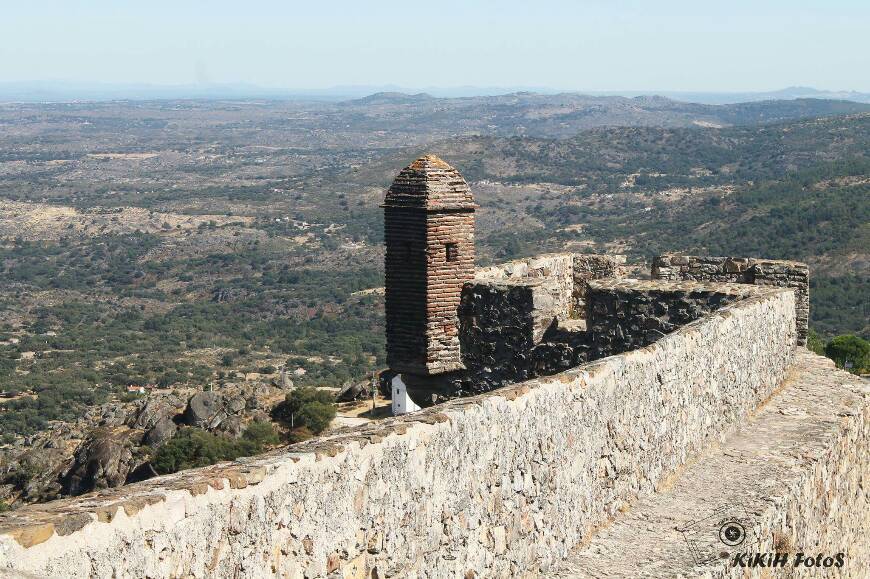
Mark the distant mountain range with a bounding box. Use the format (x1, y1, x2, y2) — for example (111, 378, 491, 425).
(610, 86, 870, 105)
(1, 81, 869, 105)
(332, 92, 870, 137)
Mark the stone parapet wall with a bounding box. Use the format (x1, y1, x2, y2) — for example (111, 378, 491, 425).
(454, 253, 624, 394)
(458, 280, 539, 393)
(572, 254, 626, 316)
(652, 254, 809, 345)
(551, 350, 869, 577)
(475, 253, 576, 335)
(748, 357, 868, 579)
(475, 253, 625, 325)
(0, 286, 797, 578)
(586, 279, 772, 359)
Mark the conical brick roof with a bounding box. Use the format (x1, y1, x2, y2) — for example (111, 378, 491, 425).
(383, 154, 476, 210)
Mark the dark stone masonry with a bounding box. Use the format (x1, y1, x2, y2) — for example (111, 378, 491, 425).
(652, 254, 809, 345)
(585, 279, 770, 359)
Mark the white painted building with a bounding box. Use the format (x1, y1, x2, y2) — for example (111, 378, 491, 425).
(391, 375, 421, 416)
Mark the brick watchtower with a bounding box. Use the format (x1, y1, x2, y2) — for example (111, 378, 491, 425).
(383, 155, 476, 377)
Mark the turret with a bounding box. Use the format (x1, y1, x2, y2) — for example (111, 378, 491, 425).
(382, 154, 476, 376)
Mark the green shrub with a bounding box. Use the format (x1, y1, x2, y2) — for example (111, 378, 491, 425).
(824, 335, 870, 373)
(286, 426, 313, 444)
(273, 387, 336, 434)
(151, 421, 283, 475)
(241, 420, 280, 447)
(807, 329, 826, 356)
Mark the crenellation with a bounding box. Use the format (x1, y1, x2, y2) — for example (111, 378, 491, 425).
(652, 253, 809, 345)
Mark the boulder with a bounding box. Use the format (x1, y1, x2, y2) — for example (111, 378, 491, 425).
(129, 399, 175, 430)
(270, 369, 293, 390)
(216, 415, 243, 438)
(143, 417, 177, 447)
(336, 380, 370, 402)
(280, 370, 294, 390)
(61, 428, 139, 496)
(246, 394, 263, 411)
(6, 447, 67, 503)
(225, 394, 246, 415)
(98, 404, 128, 427)
(183, 392, 226, 429)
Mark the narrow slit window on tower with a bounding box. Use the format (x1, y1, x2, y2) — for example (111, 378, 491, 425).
(445, 242, 459, 262)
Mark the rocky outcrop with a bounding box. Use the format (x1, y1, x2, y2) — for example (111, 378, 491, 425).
(1, 381, 287, 507)
(128, 399, 175, 431)
(0, 447, 67, 504)
(215, 415, 243, 438)
(183, 391, 225, 428)
(182, 390, 254, 431)
(59, 428, 144, 496)
(142, 417, 177, 447)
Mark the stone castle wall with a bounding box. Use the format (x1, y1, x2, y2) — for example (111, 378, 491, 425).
(586, 279, 767, 359)
(474, 253, 625, 326)
(571, 254, 626, 316)
(0, 283, 798, 578)
(549, 349, 869, 577)
(652, 254, 809, 345)
(475, 253, 575, 338)
(454, 254, 624, 394)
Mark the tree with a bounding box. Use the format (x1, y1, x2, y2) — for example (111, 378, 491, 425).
(824, 335, 869, 373)
(296, 401, 336, 434)
(806, 329, 826, 356)
(273, 387, 336, 434)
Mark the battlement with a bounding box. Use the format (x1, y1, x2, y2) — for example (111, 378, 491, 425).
(1, 258, 865, 578)
(652, 253, 810, 345)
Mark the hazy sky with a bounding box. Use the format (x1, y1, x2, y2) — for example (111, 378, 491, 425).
(2, 0, 869, 92)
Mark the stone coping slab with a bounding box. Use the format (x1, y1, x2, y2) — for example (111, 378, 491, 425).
(586, 279, 775, 297)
